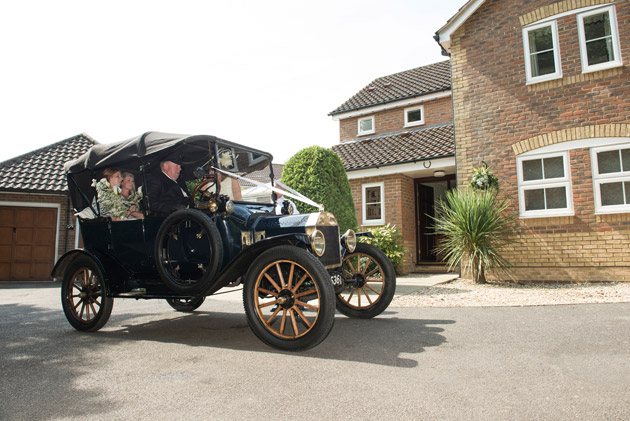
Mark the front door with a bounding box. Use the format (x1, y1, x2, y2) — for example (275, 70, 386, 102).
(415, 176, 455, 264)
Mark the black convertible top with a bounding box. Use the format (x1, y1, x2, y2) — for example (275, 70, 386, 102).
(64, 131, 273, 174)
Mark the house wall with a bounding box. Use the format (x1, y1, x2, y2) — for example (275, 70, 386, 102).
(349, 174, 416, 274)
(0, 192, 77, 259)
(449, 0, 630, 281)
(339, 96, 453, 142)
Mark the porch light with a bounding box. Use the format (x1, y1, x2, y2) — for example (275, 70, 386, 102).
(434, 170, 446, 177)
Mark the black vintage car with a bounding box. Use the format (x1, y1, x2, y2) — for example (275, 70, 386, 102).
(53, 132, 396, 351)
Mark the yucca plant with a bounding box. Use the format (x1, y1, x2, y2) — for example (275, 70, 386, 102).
(431, 189, 517, 284)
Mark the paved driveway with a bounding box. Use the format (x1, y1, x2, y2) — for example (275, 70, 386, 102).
(1, 283, 629, 420)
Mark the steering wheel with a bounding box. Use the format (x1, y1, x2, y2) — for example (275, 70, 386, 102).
(190, 174, 217, 207)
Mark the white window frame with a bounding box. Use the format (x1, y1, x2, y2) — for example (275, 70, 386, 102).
(361, 182, 384, 226)
(577, 5, 623, 74)
(404, 105, 425, 127)
(516, 151, 574, 218)
(590, 144, 630, 214)
(357, 116, 375, 136)
(523, 20, 562, 84)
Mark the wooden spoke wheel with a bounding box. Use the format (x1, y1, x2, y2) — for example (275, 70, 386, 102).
(336, 243, 396, 319)
(166, 296, 205, 312)
(61, 256, 113, 332)
(244, 246, 335, 351)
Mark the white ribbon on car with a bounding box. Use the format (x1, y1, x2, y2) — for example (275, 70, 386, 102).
(211, 167, 324, 211)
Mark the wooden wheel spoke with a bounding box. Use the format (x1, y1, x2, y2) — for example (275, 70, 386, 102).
(343, 269, 354, 278)
(345, 258, 357, 274)
(291, 273, 309, 293)
(89, 302, 99, 317)
(257, 287, 279, 297)
(346, 288, 355, 302)
(289, 310, 299, 336)
(360, 257, 372, 275)
(358, 288, 361, 306)
(360, 287, 374, 305)
(266, 306, 282, 324)
(295, 300, 318, 311)
(275, 263, 286, 288)
(72, 300, 82, 311)
(293, 306, 311, 328)
(79, 302, 86, 319)
(263, 273, 282, 292)
(365, 277, 384, 283)
(365, 267, 380, 278)
(280, 310, 287, 334)
(294, 288, 317, 298)
(287, 263, 295, 289)
(259, 299, 278, 309)
(365, 283, 381, 295)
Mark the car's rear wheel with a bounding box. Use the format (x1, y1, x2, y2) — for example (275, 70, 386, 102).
(61, 256, 113, 332)
(336, 243, 396, 319)
(166, 296, 205, 312)
(155, 209, 223, 295)
(243, 246, 335, 351)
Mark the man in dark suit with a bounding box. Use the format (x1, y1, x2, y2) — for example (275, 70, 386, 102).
(146, 157, 190, 214)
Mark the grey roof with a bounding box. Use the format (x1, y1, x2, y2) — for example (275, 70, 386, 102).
(332, 123, 454, 171)
(329, 60, 451, 116)
(0, 134, 97, 193)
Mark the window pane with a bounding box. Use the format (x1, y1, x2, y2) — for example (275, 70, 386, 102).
(598, 150, 621, 174)
(360, 119, 373, 132)
(529, 26, 553, 52)
(545, 187, 567, 209)
(600, 182, 624, 206)
(522, 159, 543, 181)
(622, 149, 630, 172)
(625, 182, 630, 204)
(366, 204, 381, 220)
(407, 109, 422, 122)
(530, 51, 556, 77)
(524, 189, 545, 211)
(365, 187, 380, 204)
(543, 156, 564, 179)
(583, 12, 611, 40)
(586, 37, 614, 65)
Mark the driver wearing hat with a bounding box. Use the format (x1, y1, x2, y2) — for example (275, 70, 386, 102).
(146, 154, 190, 214)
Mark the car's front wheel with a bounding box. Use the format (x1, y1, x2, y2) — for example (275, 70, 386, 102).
(336, 243, 396, 319)
(243, 246, 335, 351)
(61, 256, 113, 332)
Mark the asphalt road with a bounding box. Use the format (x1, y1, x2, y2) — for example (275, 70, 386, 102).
(1, 283, 629, 420)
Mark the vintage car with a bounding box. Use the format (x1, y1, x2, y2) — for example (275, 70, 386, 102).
(53, 132, 396, 351)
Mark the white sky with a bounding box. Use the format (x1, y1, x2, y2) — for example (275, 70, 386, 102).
(0, 0, 464, 164)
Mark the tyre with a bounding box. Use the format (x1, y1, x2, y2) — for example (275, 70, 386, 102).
(155, 209, 223, 295)
(166, 296, 205, 312)
(61, 256, 113, 332)
(243, 246, 335, 351)
(336, 243, 396, 319)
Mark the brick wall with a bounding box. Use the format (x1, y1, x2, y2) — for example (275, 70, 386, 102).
(349, 174, 416, 274)
(0, 192, 77, 259)
(339, 96, 453, 142)
(449, 0, 630, 282)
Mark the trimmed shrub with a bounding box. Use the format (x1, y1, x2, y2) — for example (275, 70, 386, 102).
(281, 146, 357, 232)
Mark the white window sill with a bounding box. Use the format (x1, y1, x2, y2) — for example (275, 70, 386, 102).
(582, 61, 623, 74)
(519, 210, 574, 219)
(404, 121, 424, 128)
(525, 73, 563, 85)
(362, 219, 385, 226)
(357, 130, 375, 136)
(594, 207, 630, 215)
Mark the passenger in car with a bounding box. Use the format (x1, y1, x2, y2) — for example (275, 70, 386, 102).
(94, 168, 126, 221)
(146, 158, 191, 214)
(120, 172, 144, 219)
(218, 172, 242, 201)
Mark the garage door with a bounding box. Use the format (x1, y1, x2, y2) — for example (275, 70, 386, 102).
(0, 206, 58, 281)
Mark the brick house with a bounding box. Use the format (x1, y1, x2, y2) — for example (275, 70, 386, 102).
(436, 0, 630, 281)
(0, 134, 95, 281)
(330, 61, 455, 274)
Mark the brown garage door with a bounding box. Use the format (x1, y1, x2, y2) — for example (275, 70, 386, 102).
(0, 206, 58, 281)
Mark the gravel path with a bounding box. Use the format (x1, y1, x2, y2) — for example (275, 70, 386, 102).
(391, 278, 630, 308)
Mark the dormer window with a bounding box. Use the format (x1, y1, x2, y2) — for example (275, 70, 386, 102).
(523, 20, 562, 84)
(404, 105, 424, 127)
(358, 116, 375, 136)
